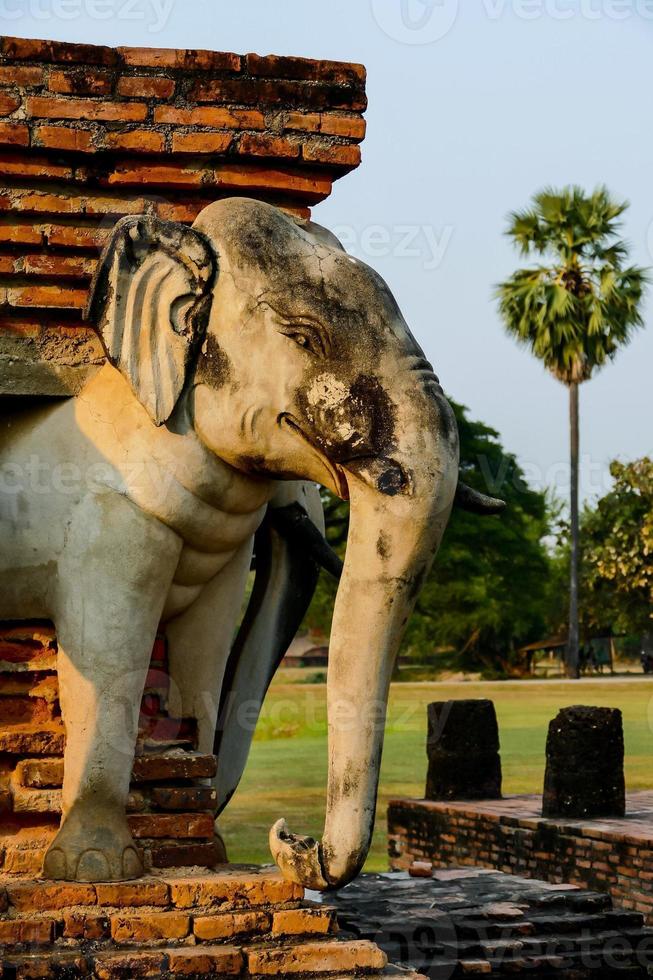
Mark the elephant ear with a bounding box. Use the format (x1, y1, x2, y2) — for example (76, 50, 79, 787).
(86, 215, 216, 426)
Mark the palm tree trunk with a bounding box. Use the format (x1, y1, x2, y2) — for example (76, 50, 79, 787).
(567, 381, 581, 679)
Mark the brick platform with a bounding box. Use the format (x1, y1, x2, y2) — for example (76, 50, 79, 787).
(0, 866, 419, 979)
(0, 624, 226, 877)
(388, 793, 653, 925)
(0, 34, 366, 396)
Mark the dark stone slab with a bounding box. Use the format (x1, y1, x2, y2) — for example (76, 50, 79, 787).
(543, 705, 625, 819)
(318, 870, 652, 978)
(426, 699, 502, 801)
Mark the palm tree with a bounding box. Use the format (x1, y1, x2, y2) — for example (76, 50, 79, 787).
(496, 186, 648, 678)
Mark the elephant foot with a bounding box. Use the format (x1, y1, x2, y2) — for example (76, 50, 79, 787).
(43, 809, 143, 883)
(269, 819, 329, 891)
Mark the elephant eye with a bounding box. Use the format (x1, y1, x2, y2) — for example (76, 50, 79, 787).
(279, 324, 325, 356)
(289, 332, 312, 351)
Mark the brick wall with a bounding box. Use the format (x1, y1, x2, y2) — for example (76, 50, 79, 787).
(388, 795, 653, 924)
(0, 34, 367, 395)
(0, 623, 228, 876)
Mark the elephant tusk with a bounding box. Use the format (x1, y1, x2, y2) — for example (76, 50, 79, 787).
(455, 482, 506, 516)
(269, 819, 330, 891)
(268, 502, 344, 580)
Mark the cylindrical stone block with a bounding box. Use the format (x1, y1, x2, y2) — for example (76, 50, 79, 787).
(542, 705, 626, 819)
(425, 699, 502, 801)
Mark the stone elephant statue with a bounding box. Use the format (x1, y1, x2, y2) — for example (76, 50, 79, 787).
(0, 198, 501, 889)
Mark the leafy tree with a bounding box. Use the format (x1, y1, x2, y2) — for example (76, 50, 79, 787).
(582, 458, 653, 637)
(496, 186, 648, 677)
(304, 401, 554, 675)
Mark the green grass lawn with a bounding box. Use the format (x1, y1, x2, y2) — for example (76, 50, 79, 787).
(219, 677, 653, 871)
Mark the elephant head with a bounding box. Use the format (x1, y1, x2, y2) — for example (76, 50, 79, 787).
(88, 198, 500, 891)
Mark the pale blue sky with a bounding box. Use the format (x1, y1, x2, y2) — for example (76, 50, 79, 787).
(3, 1, 652, 502)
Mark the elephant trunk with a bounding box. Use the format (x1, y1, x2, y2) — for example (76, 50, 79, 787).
(271, 388, 458, 890)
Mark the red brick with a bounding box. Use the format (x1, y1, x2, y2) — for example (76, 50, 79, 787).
(0, 918, 53, 945)
(104, 130, 165, 153)
(111, 911, 190, 943)
(0, 66, 44, 87)
(26, 96, 148, 122)
(128, 812, 214, 840)
(7, 285, 87, 310)
(118, 47, 241, 72)
(7, 881, 96, 911)
(0, 726, 64, 753)
(170, 870, 303, 910)
(0, 122, 29, 147)
(193, 910, 269, 941)
(23, 254, 96, 279)
(116, 75, 175, 99)
(106, 162, 204, 188)
(212, 163, 332, 201)
(149, 839, 226, 869)
(171, 132, 233, 154)
(239, 133, 300, 159)
(0, 94, 20, 117)
(245, 939, 387, 974)
(49, 69, 114, 96)
(45, 225, 113, 249)
(95, 880, 169, 908)
(93, 951, 166, 979)
(0, 153, 72, 180)
(63, 911, 111, 940)
(191, 77, 367, 112)
(271, 907, 337, 936)
(153, 105, 265, 129)
(167, 946, 243, 975)
(150, 786, 218, 812)
(132, 752, 216, 782)
(282, 110, 322, 133)
(2, 36, 118, 67)
(247, 53, 366, 87)
(303, 141, 361, 168)
(320, 113, 367, 140)
(34, 125, 95, 152)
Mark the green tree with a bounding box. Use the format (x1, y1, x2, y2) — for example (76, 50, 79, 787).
(582, 458, 653, 637)
(304, 401, 554, 676)
(496, 186, 648, 677)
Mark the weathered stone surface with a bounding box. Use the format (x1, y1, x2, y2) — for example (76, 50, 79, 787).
(169, 869, 303, 910)
(323, 870, 653, 978)
(271, 905, 338, 936)
(543, 705, 626, 818)
(166, 945, 243, 975)
(426, 700, 502, 801)
(193, 909, 270, 941)
(110, 910, 191, 943)
(245, 939, 387, 975)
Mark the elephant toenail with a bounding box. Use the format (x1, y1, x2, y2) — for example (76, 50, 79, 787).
(122, 846, 144, 879)
(76, 849, 112, 882)
(42, 847, 67, 881)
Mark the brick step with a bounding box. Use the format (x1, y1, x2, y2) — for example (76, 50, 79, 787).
(0, 724, 198, 756)
(0, 905, 336, 949)
(10, 783, 218, 816)
(1, 938, 388, 979)
(16, 751, 217, 789)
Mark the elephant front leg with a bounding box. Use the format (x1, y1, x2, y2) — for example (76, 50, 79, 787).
(43, 493, 182, 882)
